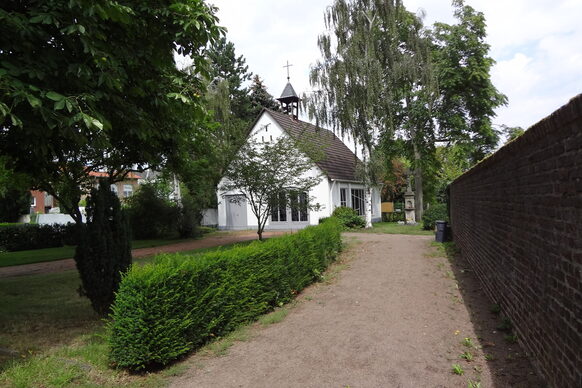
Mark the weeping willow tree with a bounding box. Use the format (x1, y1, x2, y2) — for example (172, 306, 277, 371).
(306, 0, 435, 222)
(307, 0, 506, 221)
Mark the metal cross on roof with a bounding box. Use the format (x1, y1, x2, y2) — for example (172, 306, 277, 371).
(283, 60, 293, 81)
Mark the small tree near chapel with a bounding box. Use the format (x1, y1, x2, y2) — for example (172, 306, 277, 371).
(221, 136, 322, 240)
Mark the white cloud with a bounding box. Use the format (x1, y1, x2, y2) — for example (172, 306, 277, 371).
(210, 0, 582, 130)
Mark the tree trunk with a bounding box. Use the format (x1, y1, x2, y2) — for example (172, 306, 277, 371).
(413, 142, 424, 222)
(364, 186, 372, 228)
(257, 219, 264, 241)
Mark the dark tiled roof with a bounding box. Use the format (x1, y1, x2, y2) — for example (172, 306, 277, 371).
(266, 109, 360, 181)
(277, 82, 299, 100)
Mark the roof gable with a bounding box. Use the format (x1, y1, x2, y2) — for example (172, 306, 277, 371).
(264, 109, 361, 182)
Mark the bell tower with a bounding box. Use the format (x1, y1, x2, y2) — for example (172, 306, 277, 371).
(277, 61, 299, 120)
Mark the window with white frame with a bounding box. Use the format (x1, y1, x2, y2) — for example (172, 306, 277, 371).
(271, 190, 308, 222)
(110, 184, 118, 195)
(351, 189, 365, 216)
(278, 192, 287, 221)
(290, 192, 299, 221)
(340, 188, 347, 207)
(299, 192, 308, 221)
(271, 192, 287, 222)
(123, 184, 133, 198)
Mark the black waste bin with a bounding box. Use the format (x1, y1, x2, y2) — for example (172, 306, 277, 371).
(435, 221, 447, 242)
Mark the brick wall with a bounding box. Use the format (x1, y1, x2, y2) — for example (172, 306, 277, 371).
(449, 94, 582, 388)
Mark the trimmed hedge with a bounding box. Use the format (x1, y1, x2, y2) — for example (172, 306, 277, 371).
(0, 223, 79, 252)
(108, 219, 342, 370)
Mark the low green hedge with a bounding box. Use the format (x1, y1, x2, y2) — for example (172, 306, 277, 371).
(0, 223, 79, 252)
(108, 220, 342, 370)
(331, 206, 366, 229)
(421, 203, 449, 230)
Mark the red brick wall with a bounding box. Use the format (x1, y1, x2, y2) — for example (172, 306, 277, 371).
(30, 190, 45, 213)
(449, 94, 582, 388)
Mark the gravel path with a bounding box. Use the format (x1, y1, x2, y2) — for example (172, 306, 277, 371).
(170, 233, 542, 388)
(0, 230, 286, 278)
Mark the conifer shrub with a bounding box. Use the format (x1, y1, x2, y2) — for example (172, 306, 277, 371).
(125, 182, 179, 239)
(108, 219, 342, 370)
(331, 206, 366, 229)
(75, 181, 132, 315)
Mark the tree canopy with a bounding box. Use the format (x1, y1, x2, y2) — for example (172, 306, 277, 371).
(0, 0, 223, 222)
(249, 75, 280, 118)
(307, 0, 506, 218)
(206, 36, 254, 121)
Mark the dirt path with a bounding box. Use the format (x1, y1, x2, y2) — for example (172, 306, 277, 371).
(0, 230, 286, 278)
(170, 233, 543, 388)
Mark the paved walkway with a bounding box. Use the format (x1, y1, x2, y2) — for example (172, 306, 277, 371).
(0, 230, 286, 278)
(170, 233, 543, 388)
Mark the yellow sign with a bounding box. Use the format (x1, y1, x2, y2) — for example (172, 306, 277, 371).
(381, 202, 394, 213)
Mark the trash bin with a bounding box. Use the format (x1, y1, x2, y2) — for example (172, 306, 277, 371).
(435, 221, 447, 243)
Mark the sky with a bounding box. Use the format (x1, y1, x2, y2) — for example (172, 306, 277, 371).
(208, 0, 582, 131)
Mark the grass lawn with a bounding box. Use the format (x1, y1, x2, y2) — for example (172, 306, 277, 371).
(0, 238, 254, 387)
(357, 221, 434, 236)
(0, 238, 190, 268)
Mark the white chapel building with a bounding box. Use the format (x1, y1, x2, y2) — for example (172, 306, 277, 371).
(217, 81, 382, 230)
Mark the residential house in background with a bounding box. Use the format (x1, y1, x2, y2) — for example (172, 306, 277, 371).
(29, 171, 142, 215)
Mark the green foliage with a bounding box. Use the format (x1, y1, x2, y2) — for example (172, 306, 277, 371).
(177, 191, 202, 239)
(331, 206, 366, 229)
(462, 337, 475, 348)
(0, 158, 31, 222)
(432, 0, 508, 163)
(382, 211, 405, 222)
(125, 182, 180, 239)
(467, 379, 481, 388)
(248, 75, 280, 118)
(308, 0, 506, 221)
(451, 363, 465, 375)
(207, 37, 254, 121)
(74, 181, 131, 315)
(434, 145, 472, 203)
(421, 203, 448, 230)
(0, 0, 223, 223)
(0, 223, 79, 252)
(0, 189, 30, 223)
(108, 219, 342, 370)
(501, 125, 525, 144)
